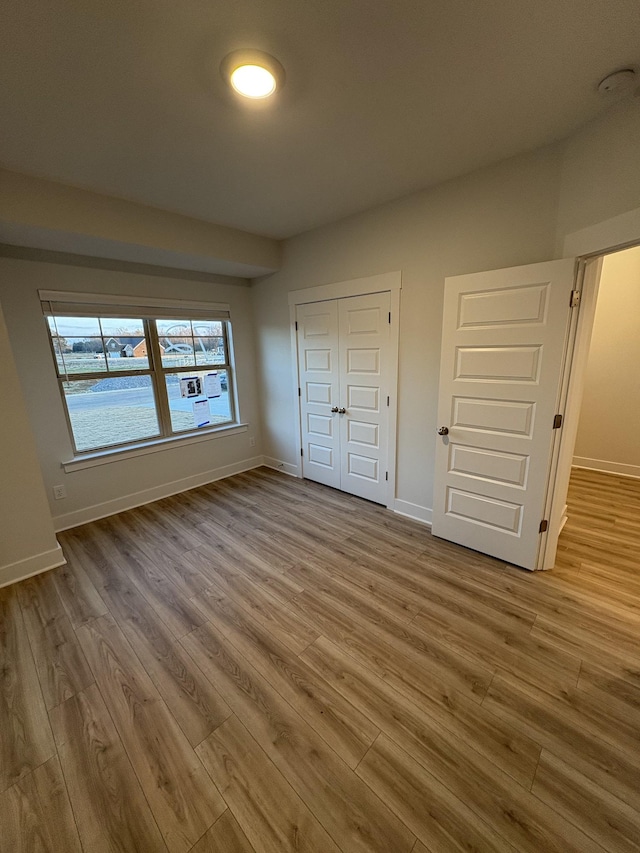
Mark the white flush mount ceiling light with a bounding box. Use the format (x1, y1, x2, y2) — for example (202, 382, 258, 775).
(221, 49, 285, 99)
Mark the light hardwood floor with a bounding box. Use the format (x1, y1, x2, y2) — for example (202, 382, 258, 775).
(1, 465, 640, 852)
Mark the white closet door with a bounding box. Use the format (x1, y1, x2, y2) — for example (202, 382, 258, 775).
(338, 291, 391, 504)
(297, 300, 341, 488)
(431, 258, 576, 570)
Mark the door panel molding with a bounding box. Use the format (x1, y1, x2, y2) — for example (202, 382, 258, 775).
(338, 292, 390, 503)
(296, 300, 340, 489)
(432, 259, 576, 570)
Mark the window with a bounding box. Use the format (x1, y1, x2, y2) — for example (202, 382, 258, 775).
(43, 296, 237, 455)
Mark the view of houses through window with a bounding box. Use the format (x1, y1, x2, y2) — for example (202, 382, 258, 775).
(47, 315, 235, 453)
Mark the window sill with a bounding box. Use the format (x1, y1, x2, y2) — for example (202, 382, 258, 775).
(62, 423, 249, 472)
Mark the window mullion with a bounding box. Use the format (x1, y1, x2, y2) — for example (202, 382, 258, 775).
(57, 369, 154, 382)
(146, 319, 172, 437)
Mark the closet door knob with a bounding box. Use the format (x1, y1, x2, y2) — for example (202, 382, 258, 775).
(437, 426, 449, 436)
(338, 407, 347, 414)
(330, 406, 339, 413)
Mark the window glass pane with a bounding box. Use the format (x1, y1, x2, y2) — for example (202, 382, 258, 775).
(47, 317, 152, 374)
(165, 370, 232, 433)
(156, 320, 193, 337)
(102, 336, 150, 371)
(99, 318, 145, 336)
(161, 337, 196, 368)
(157, 319, 195, 367)
(213, 369, 229, 393)
(47, 317, 108, 374)
(89, 320, 150, 371)
(60, 339, 108, 374)
(49, 316, 102, 337)
(192, 321, 223, 337)
(156, 320, 227, 367)
(47, 317, 72, 375)
(54, 352, 67, 374)
(63, 375, 160, 451)
(194, 336, 225, 365)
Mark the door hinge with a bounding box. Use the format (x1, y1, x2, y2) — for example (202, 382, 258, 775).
(553, 414, 563, 429)
(388, 312, 391, 324)
(539, 519, 548, 533)
(300, 448, 303, 457)
(298, 387, 301, 397)
(387, 395, 390, 407)
(385, 471, 388, 481)
(295, 320, 298, 330)
(570, 290, 581, 308)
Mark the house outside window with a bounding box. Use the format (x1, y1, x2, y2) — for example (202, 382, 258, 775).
(41, 292, 237, 456)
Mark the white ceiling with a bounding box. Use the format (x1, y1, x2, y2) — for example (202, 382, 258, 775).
(1, 0, 639, 239)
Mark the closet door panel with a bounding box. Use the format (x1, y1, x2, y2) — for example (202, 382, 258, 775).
(338, 292, 391, 504)
(297, 301, 341, 489)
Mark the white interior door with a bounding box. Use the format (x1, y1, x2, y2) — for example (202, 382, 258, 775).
(297, 291, 392, 504)
(432, 258, 576, 570)
(297, 300, 340, 489)
(338, 292, 391, 503)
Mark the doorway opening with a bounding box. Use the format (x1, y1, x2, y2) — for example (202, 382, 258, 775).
(550, 243, 640, 573)
(429, 216, 640, 572)
(572, 245, 640, 481)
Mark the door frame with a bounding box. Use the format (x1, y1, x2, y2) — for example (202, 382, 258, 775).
(288, 271, 402, 509)
(541, 205, 640, 568)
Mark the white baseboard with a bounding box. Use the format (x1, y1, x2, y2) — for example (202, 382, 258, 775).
(53, 456, 265, 532)
(0, 543, 66, 589)
(573, 457, 640, 480)
(393, 499, 432, 526)
(262, 456, 300, 477)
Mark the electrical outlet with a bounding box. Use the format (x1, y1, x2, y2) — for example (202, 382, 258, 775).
(53, 484, 67, 500)
(249, 437, 256, 447)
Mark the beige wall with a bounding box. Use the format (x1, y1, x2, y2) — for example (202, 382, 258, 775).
(252, 100, 640, 519)
(574, 245, 640, 476)
(0, 169, 281, 277)
(252, 143, 564, 515)
(0, 300, 63, 584)
(556, 100, 640, 248)
(0, 258, 263, 529)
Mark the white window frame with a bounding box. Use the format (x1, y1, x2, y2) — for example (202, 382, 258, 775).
(40, 290, 244, 465)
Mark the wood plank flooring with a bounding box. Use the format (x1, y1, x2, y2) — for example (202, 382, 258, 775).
(1, 465, 640, 852)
